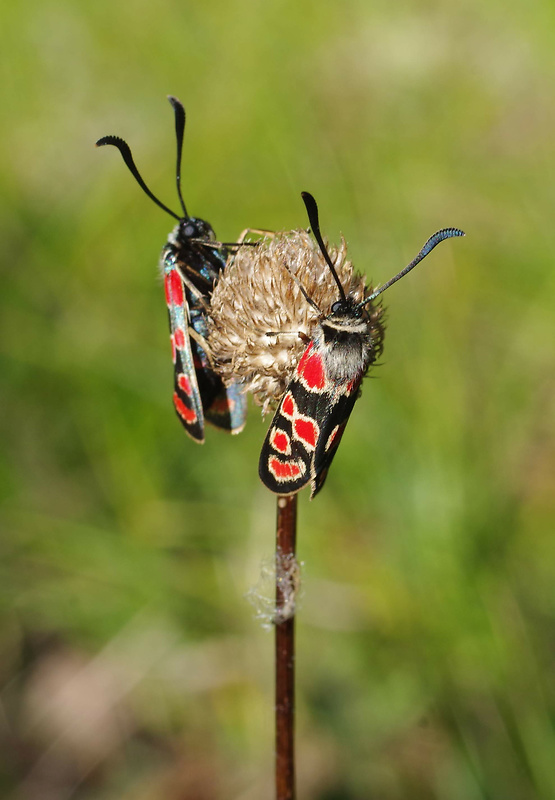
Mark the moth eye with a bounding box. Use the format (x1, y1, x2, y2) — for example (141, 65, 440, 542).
(183, 223, 196, 237)
(331, 301, 343, 313)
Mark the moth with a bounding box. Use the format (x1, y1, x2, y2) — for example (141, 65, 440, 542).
(96, 96, 247, 442)
(259, 192, 464, 497)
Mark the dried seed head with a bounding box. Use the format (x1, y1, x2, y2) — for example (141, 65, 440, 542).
(208, 230, 381, 413)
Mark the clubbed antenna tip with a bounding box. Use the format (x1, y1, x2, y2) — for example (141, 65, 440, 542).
(96, 133, 180, 221)
(363, 227, 465, 305)
(301, 192, 347, 303)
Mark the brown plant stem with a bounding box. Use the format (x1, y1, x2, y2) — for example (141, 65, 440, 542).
(275, 494, 297, 800)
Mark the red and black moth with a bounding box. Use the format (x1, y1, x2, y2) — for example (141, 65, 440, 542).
(259, 192, 464, 497)
(96, 97, 247, 442)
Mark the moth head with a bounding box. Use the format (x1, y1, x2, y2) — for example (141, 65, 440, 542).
(178, 216, 216, 243)
(330, 298, 364, 317)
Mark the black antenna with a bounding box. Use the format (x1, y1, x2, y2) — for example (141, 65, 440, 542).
(167, 96, 189, 219)
(361, 227, 465, 306)
(301, 192, 347, 303)
(96, 135, 181, 222)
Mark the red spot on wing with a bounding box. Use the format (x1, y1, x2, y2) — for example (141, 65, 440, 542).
(164, 275, 172, 306)
(294, 417, 318, 449)
(326, 423, 346, 452)
(177, 374, 193, 397)
(174, 328, 186, 349)
(210, 396, 233, 414)
(270, 428, 291, 455)
(268, 457, 303, 480)
(297, 347, 326, 390)
(173, 392, 196, 423)
(165, 270, 185, 307)
(281, 392, 296, 419)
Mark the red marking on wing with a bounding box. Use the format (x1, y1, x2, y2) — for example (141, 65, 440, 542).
(177, 374, 193, 397)
(281, 392, 296, 419)
(270, 428, 291, 455)
(297, 347, 326, 390)
(325, 423, 345, 452)
(294, 417, 318, 449)
(174, 328, 186, 349)
(268, 457, 303, 480)
(165, 270, 185, 307)
(173, 392, 196, 423)
(164, 274, 172, 306)
(211, 396, 232, 414)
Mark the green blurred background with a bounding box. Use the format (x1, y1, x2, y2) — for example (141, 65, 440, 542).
(1, 0, 554, 797)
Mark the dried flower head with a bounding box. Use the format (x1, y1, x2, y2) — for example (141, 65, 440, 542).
(208, 230, 384, 413)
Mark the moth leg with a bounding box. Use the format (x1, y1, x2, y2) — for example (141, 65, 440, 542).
(236, 227, 275, 243)
(224, 228, 277, 266)
(188, 326, 216, 367)
(193, 238, 260, 250)
(221, 230, 274, 269)
(175, 267, 211, 314)
(191, 229, 274, 250)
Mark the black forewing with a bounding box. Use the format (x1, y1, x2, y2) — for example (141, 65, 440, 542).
(259, 369, 351, 495)
(309, 378, 362, 497)
(258, 377, 313, 495)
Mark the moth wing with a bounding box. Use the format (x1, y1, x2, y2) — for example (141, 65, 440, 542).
(164, 264, 205, 443)
(309, 377, 362, 498)
(258, 380, 319, 495)
(187, 297, 248, 435)
(259, 340, 364, 496)
(258, 343, 337, 495)
(205, 383, 248, 434)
